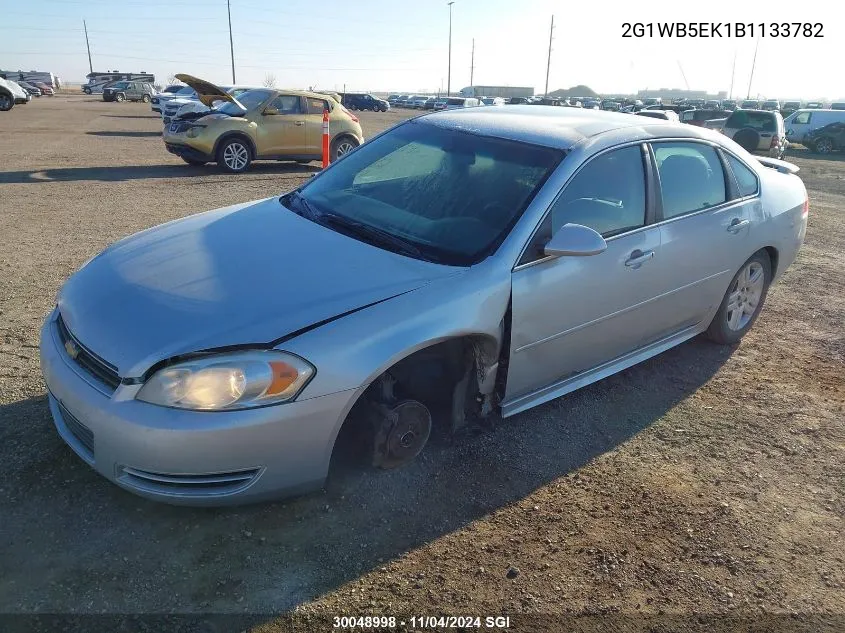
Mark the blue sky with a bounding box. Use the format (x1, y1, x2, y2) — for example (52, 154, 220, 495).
(1, 0, 841, 98)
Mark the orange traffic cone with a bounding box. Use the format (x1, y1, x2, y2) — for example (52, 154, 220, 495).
(322, 109, 330, 168)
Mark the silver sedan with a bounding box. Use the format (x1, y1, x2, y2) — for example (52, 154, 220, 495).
(41, 107, 808, 505)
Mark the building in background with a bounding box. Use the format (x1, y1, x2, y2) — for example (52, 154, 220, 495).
(637, 88, 728, 101)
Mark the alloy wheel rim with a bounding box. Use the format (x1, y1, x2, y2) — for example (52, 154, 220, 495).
(336, 141, 355, 157)
(223, 143, 249, 170)
(817, 138, 832, 153)
(726, 262, 764, 331)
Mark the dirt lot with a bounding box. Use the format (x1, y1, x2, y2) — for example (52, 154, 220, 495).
(0, 97, 842, 631)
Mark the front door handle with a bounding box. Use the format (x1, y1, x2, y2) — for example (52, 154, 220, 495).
(294, 120, 305, 126)
(727, 218, 750, 233)
(624, 249, 654, 268)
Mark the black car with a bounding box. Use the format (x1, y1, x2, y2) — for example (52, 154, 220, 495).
(805, 122, 845, 154)
(508, 96, 530, 104)
(103, 81, 155, 103)
(341, 93, 389, 112)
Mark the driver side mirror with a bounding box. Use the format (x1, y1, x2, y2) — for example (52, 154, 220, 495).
(543, 223, 608, 257)
(263, 107, 279, 116)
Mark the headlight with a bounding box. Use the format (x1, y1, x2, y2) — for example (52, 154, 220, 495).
(136, 350, 314, 411)
(186, 124, 206, 138)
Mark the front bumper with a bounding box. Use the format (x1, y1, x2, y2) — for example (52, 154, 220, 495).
(164, 142, 214, 163)
(40, 311, 355, 506)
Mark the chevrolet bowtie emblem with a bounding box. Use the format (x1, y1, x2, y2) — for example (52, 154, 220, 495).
(64, 338, 80, 360)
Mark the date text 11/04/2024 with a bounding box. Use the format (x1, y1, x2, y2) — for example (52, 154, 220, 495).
(333, 616, 512, 629)
(622, 22, 824, 38)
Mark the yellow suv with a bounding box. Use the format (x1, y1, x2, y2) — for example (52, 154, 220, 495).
(162, 74, 364, 172)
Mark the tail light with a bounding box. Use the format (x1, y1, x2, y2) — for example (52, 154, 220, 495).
(770, 135, 780, 149)
(341, 105, 358, 123)
(802, 197, 809, 219)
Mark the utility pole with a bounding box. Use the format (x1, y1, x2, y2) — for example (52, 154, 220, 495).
(544, 15, 554, 96)
(470, 38, 474, 87)
(677, 60, 690, 90)
(729, 51, 736, 99)
(83, 20, 93, 74)
(747, 36, 759, 99)
(227, 0, 236, 83)
(447, 2, 455, 96)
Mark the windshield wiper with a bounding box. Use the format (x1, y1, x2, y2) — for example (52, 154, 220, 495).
(281, 192, 434, 262)
(280, 190, 320, 219)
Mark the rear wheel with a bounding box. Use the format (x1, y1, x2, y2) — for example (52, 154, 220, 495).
(331, 136, 359, 162)
(217, 138, 252, 173)
(142, 94, 151, 103)
(705, 251, 771, 345)
(814, 136, 834, 154)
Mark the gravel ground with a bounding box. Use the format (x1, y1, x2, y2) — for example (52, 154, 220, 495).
(0, 97, 843, 631)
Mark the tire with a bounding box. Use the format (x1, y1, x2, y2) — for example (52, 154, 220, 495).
(705, 251, 771, 345)
(814, 136, 834, 154)
(115, 93, 125, 103)
(331, 136, 359, 162)
(142, 94, 151, 103)
(0, 93, 12, 111)
(216, 137, 252, 173)
(181, 157, 206, 166)
(83, 87, 91, 95)
(733, 127, 760, 153)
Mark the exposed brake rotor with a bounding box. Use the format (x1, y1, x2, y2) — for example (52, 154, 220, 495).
(372, 400, 432, 469)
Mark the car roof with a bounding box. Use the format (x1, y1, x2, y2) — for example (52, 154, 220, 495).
(419, 106, 712, 150)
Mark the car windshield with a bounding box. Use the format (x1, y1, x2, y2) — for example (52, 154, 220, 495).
(163, 85, 183, 93)
(289, 120, 562, 266)
(216, 88, 273, 115)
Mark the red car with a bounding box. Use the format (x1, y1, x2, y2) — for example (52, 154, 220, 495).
(35, 82, 55, 96)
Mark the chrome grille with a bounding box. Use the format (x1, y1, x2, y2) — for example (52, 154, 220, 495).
(56, 314, 121, 391)
(58, 402, 95, 459)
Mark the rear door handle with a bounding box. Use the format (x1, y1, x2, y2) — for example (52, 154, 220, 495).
(624, 249, 654, 268)
(727, 218, 750, 233)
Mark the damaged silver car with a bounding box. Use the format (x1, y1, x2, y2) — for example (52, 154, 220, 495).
(41, 107, 808, 505)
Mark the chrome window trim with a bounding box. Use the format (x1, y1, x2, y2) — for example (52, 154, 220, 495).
(721, 149, 761, 197)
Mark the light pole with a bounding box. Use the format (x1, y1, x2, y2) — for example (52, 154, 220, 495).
(227, 0, 236, 83)
(447, 1, 454, 96)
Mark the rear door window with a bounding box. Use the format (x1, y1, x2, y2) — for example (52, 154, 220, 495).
(653, 142, 727, 218)
(725, 111, 776, 132)
(306, 97, 330, 114)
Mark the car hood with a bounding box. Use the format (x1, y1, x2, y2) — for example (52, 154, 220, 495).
(58, 197, 459, 377)
(176, 73, 242, 108)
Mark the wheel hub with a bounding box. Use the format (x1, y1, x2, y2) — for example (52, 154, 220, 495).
(372, 400, 432, 469)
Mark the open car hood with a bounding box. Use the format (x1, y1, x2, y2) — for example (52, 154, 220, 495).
(175, 73, 244, 109)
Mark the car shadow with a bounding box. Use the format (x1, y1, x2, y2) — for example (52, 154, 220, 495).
(101, 114, 161, 119)
(0, 162, 322, 183)
(86, 131, 163, 138)
(0, 336, 733, 621)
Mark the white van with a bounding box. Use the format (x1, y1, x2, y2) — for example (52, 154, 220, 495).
(784, 109, 845, 143)
(443, 97, 481, 110)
